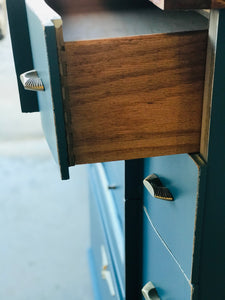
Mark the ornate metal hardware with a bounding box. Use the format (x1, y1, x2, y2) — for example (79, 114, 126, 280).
(142, 281, 160, 300)
(20, 70, 44, 91)
(143, 174, 174, 201)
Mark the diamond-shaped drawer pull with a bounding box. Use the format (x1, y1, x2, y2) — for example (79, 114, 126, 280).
(143, 174, 174, 201)
(20, 70, 44, 91)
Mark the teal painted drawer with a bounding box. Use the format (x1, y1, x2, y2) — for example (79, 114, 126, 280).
(142, 209, 194, 300)
(89, 163, 125, 298)
(89, 181, 121, 300)
(102, 161, 125, 227)
(143, 154, 206, 282)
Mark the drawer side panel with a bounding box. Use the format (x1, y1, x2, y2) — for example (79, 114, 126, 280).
(65, 30, 207, 164)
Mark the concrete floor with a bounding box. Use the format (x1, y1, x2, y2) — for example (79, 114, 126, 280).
(0, 28, 93, 299)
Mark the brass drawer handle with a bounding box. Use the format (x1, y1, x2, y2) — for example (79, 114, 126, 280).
(143, 174, 174, 201)
(142, 282, 160, 300)
(20, 70, 44, 91)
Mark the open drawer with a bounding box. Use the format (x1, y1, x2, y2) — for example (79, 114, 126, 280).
(7, 0, 208, 179)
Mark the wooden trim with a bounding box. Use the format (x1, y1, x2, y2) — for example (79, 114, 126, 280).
(45, 0, 150, 14)
(46, 0, 225, 12)
(148, 0, 225, 9)
(211, 0, 225, 8)
(65, 30, 208, 165)
(200, 10, 219, 161)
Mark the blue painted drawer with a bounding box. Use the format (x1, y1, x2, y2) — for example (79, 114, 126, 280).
(143, 154, 206, 281)
(89, 181, 121, 300)
(89, 163, 125, 299)
(143, 209, 194, 300)
(102, 161, 125, 227)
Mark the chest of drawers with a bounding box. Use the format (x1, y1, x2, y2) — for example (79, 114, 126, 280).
(6, 0, 225, 299)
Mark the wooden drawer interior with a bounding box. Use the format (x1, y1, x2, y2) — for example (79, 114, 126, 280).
(48, 1, 208, 166)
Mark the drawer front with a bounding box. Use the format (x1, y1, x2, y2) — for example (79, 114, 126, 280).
(102, 161, 125, 226)
(6, 0, 39, 112)
(143, 210, 193, 300)
(89, 182, 121, 300)
(89, 163, 125, 297)
(6, 0, 70, 179)
(143, 154, 205, 280)
(25, 1, 69, 179)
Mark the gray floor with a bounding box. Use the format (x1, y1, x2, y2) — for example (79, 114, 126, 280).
(0, 28, 93, 299)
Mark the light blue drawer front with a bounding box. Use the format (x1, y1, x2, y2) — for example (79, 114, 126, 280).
(143, 154, 203, 279)
(89, 182, 121, 300)
(102, 161, 125, 227)
(143, 210, 193, 300)
(25, 1, 69, 179)
(89, 164, 125, 298)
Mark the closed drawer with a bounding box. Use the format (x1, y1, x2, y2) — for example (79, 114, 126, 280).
(142, 209, 194, 300)
(89, 180, 121, 300)
(89, 163, 125, 298)
(102, 161, 125, 226)
(143, 154, 206, 281)
(7, 0, 208, 179)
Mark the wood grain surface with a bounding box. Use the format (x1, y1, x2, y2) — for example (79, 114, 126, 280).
(148, 0, 225, 9)
(211, 0, 225, 8)
(64, 30, 208, 165)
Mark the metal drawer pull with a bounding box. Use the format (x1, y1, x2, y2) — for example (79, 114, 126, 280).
(108, 185, 117, 190)
(101, 245, 116, 296)
(20, 70, 44, 91)
(142, 282, 160, 300)
(143, 174, 174, 201)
